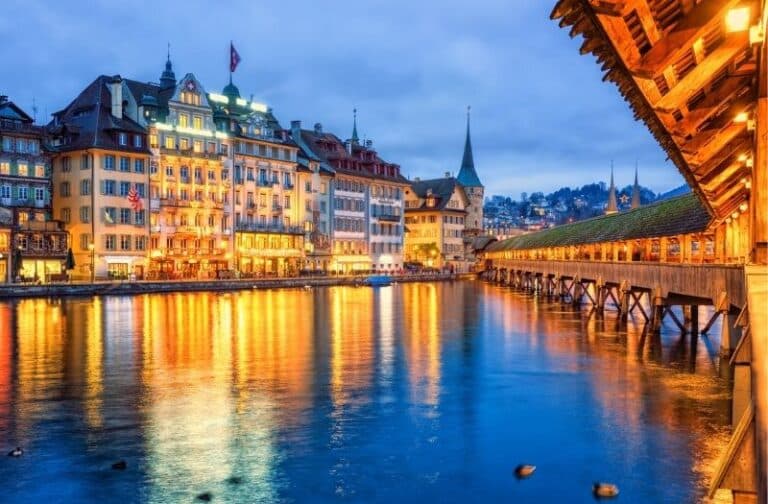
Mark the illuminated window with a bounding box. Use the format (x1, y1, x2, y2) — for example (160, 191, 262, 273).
(35, 164, 45, 177)
(180, 138, 190, 150)
(178, 114, 189, 128)
(193, 140, 202, 153)
(17, 162, 27, 176)
(164, 135, 175, 149)
(193, 116, 202, 129)
(0, 161, 9, 174)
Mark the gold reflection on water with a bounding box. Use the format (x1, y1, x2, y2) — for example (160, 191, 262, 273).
(402, 283, 441, 407)
(330, 286, 374, 409)
(0, 303, 11, 431)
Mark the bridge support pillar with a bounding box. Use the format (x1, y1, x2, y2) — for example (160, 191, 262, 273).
(690, 305, 699, 337)
(619, 280, 631, 324)
(650, 288, 664, 333)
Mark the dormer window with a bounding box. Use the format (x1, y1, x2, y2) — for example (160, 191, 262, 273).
(118, 132, 127, 146)
(133, 135, 142, 148)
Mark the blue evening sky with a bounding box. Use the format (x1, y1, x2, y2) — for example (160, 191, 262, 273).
(1, 0, 685, 197)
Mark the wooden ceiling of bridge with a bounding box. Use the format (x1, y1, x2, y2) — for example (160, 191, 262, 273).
(551, 0, 761, 222)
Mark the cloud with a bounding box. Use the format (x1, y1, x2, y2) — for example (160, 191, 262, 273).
(1, 0, 685, 195)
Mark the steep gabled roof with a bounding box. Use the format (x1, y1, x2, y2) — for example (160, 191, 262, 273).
(456, 109, 482, 187)
(48, 75, 149, 153)
(0, 99, 33, 123)
(408, 177, 469, 212)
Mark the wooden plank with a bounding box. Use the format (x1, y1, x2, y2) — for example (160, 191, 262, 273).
(632, 0, 741, 78)
(654, 33, 749, 113)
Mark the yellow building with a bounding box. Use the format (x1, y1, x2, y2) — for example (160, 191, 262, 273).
(50, 76, 150, 280)
(404, 176, 469, 272)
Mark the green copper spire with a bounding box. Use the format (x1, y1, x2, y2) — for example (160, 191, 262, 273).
(606, 161, 618, 214)
(457, 106, 482, 187)
(351, 108, 360, 145)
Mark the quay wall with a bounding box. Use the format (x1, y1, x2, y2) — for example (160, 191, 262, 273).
(0, 273, 462, 300)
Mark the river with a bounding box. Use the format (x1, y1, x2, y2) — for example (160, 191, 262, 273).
(0, 281, 731, 502)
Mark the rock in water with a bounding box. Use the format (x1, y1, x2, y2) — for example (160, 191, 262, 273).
(514, 464, 536, 478)
(111, 460, 127, 470)
(196, 492, 213, 502)
(593, 482, 619, 498)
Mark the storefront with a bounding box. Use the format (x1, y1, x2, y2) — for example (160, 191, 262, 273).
(331, 255, 373, 275)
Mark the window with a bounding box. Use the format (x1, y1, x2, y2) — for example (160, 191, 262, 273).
(104, 235, 117, 250)
(119, 157, 130, 172)
(134, 159, 145, 173)
(133, 135, 142, 148)
(180, 166, 189, 182)
(35, 164, 45, 177)
(17, 162, 27, 176)
(321, 182, 327, 194)
(179, 138, 190, 150)
(79, 234, 91, 251)
(193, 140, 202, 153)
(79, 179, 91, 196)
(34, 188, 44, 201)
(61, 208, 71, 223)
(81, 154, 89, 170)
(134, 210, 145, 225)
(102, 179, 116, 196)
(135, 236, 147, 251)
(0, 161, 9, 175)
(135, 183, 146, 198)
(103, 155, 115, 170)
(120, 208, 132, 224)
(193, 116, 202, 129)
(284, 196, 290, 209)
(165, 166, 174, 177)
(1, 137, 12, 152)
(208, 170, 216, 181)
(104, 207, 117, 224)
(18, 186, 28, 200)
(79, 206, 91, 223)
(178, 114, 189, 128)
(119, 181, 131, 196)
(164, 135, 175, 149)
(0, 185, 9, 199)
(120, 235, 131, 251)
(60, 182, 71, 197)
(149, 134, 158, 148)
(118, 132, 128, 145)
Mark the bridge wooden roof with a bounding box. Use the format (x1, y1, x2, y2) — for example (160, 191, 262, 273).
(551, 0, 761, 222)
(485, 194, 711, 251)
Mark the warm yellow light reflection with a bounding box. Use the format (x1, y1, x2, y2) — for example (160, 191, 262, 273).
(733, 111, 748, 123)
(725, 7, 750, 32)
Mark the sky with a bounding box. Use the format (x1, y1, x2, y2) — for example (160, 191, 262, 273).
(0, 0, 685, 197)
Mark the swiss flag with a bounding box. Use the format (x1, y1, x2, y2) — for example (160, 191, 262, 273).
(230, 43, 241, 73)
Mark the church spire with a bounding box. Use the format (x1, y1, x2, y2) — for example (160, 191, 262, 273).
(631, 160, 641, 209)
(456, 106, 482, 187)
(606, 161, 618, 214)
(159, 42, 177, 90)
(351, 108, 360, 145)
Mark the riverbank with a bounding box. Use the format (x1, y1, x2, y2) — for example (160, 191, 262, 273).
(0, 273, 474, 299)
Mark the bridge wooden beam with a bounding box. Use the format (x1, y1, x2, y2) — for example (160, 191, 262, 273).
(654, 33, 749, 113)
(630, 0, 741, 79)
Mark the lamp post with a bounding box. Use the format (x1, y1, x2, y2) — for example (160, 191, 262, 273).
(88, 243, 95, 283)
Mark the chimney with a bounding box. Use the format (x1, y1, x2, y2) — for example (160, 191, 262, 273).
(110, 76, 123, 119)
(290, 120, 301, 136)
(314, 122, 323, 134)
(365, 140, 373, 148)
(445, 171, 451, 178)
(344, 140, 352, 155)
(0, 95, 7, 105)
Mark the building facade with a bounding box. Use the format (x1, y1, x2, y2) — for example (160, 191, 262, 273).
(300, 119, 408, 274)
(404, 176, 469, 271)
(0, 95, 68, 282)
(49, 75, 151, 280)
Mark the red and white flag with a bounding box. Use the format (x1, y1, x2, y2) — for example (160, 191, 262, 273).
(127, 186, 143, 211)
(230, 42, 241, 73)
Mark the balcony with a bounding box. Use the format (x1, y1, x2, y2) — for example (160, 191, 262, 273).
(235, 222, 304, 235)
(16, 220, 66, 232)
(376, 213, 401, 222)
(160, 197, 192, 208)
(272, 204, 283, 213)
(150, 198, 161, 211)
(160, 146, 223, 161)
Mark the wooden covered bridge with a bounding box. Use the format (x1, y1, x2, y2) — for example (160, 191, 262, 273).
(486, 1, 768, 501)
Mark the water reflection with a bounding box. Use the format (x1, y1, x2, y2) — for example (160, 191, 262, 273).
(0, 282, 731, 503)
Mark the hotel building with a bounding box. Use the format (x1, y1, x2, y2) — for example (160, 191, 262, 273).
(49, 76, 149, 280)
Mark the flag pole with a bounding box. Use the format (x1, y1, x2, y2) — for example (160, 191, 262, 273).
(229, 40, 233, 85)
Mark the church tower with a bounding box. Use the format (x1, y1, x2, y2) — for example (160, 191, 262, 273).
(457, 106, 484, 235)
(631, 162, 641, 209)
(605, 162, 618, 215)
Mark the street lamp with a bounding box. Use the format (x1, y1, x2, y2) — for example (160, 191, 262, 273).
(88, 243, 95, 283)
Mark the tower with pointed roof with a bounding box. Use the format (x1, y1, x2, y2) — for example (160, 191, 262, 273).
(351, 108, 360, 145)
(606, 162, 618, 214)
(457, 106, 484, 234)
(159, 44, 177, 91)
(631, 161, 641, 209)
